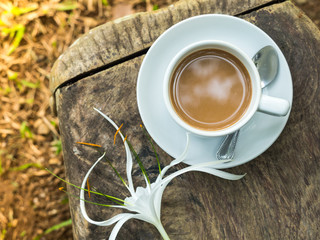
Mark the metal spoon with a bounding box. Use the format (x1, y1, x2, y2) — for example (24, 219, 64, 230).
(216, 45, 279, 160)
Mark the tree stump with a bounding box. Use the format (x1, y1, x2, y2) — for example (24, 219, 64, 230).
(50, 0, 320, 239)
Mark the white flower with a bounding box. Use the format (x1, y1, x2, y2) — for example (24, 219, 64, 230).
(79, 108, 245, 240)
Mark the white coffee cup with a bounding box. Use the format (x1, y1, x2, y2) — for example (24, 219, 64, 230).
(163, 40, 290, 137)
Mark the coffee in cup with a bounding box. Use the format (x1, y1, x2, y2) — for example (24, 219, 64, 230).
(169, 48, 252, 131)
(163, 40, 290, 137)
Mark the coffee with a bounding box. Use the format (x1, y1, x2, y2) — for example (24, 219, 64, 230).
(169, 49, 252, 131)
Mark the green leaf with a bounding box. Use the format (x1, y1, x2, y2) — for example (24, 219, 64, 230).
(44, 219, 72, 235)
(52, 139, 62, 155)
(152, 4, 159, 11)
(61, 195, 69, 204)
(7, 24, 25, 55)
(20, 80, 40, 89)
(102, 0, 109, 6)
(10, 163, 43, 171)
(25, 98, 34, 104)
(11, 181, 19, 188)
(8, 72, 18, 80)
(20, 121, 33, 139)
(56, 2, 78, 11)
(1, 229, 7, 240)
(51, 40, 57, 48)
(1, 27, 13, 36)
(10, 6, 38, 16)
(19, 230, 26, 237)
(0, 86, 12, 95)
(50, 120, 57, 127)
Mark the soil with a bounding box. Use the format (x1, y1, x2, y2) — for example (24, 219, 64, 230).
(0, 0, 319, 240)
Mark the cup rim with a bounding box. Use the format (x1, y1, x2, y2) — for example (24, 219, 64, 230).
(163, 40, 261, 137)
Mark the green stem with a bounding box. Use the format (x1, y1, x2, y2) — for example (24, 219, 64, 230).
(104, 155, 128, 188)
(46, 168, 126, 204)
(126, 139, 150, 185)
(75, 143, 128, 189)
(141, 125, 161, 174)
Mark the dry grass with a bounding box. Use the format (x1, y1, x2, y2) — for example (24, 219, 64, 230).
(0, 0, 174, 239)
(0, 0, 318, 239)
(0, 0, 163, 239)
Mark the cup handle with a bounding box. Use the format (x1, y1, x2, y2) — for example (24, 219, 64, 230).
(258, 94, 290, 116)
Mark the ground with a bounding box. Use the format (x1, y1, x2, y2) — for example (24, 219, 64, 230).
(0, 0, 319, 239)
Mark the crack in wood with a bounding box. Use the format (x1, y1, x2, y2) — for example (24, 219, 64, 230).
(235, 0, 287, 16)
(54, 47, 149, 94)
(53, 0, 287, 99)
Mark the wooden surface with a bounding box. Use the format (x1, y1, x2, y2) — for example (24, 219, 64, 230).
(49, 0, 272, 114)
(51, 0, 320, 239)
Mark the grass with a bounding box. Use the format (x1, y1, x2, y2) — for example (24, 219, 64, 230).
(52, 138, 62, 155)
(0, 229, 7, 240)
(32, 219, 72, 240)
(56, 2, 79, 11)
(0, 0, 172, 239)
(9, 162, 43, 172)
(6, 24, 25, 55)
(44, 218, 72, 234)
(20, 121, 33, 139)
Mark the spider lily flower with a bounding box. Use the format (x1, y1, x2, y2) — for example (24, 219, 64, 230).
(79, 108, 245, 240)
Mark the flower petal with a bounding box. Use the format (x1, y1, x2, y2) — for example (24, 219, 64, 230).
(80, 153, 127, 226)
(108, 213, 152, 240)
(94, 108, 135, 196)
(152, 184, 167, 220)
(195, 167, 246, 180)
(158, 132, 190, 180)
(161, 161, 245, 187)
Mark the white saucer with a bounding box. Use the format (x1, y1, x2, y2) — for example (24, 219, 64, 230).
(136, 14, 292, 169)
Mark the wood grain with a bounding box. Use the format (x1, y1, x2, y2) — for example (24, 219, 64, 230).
(53, 0, 320, 239)
(50, 0, 273, 114)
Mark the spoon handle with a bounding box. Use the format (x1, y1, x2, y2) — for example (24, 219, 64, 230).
(216, 130, 239, 160)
